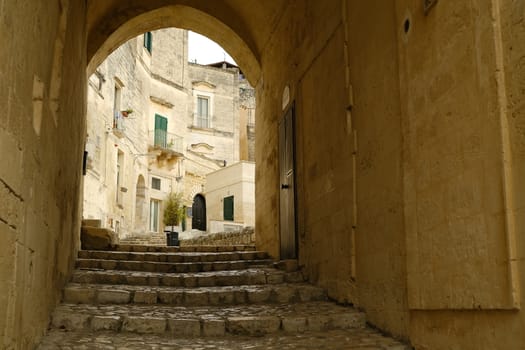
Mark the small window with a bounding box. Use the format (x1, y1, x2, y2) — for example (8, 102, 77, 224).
(151, 177, 161, 190)
(196, 96, 209, 128)
(223, 196, 234, 221)
(154, 114, 168, 148)
(144, 32, 153, 53)
(149, 199, 160, 232)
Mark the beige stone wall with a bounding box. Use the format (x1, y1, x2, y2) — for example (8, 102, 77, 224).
(396, 0, 525, 348)
(346, 0, 408, 337)
(255, 0, 356, 303)
(83, 37, 151, 237)
(255, 0, 525, 348)
(0, 0, 87, 347)
(204, 161, 255, 232)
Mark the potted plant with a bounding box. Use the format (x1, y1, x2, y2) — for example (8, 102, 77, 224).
(163, 192, 184, 246)
(121, 109, 133, 117)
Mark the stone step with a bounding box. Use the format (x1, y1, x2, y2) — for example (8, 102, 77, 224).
(109, 244, 257, 253)
(37, 328, 410, 350)
(62, 282, 327, 306)
(75, 258, 274, 273)
(50, 302, 366, 337)
(71, 267, 305, 287)
(78, 250, 269, 263)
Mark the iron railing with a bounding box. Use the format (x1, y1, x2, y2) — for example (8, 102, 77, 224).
(150, 130, 183, 154)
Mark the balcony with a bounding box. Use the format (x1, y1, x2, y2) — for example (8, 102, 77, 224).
(148, 130, 184, 162)
(113, 112, 126, 138)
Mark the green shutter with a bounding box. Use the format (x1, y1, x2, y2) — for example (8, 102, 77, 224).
(154, 114, 168, 148)
(223, 196, 234, 221)
(144, 32, 152, 53)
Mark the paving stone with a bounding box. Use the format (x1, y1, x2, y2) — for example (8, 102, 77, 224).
(133, 290, 157, 304)
(158, 290, 183, 304)
(184, 290, 209, 305)
(282, 316, 308, 333)
(63, 287, 96, 303)
(271, 285, 297, 303)
(202, 319, 226, 336)
(167, 318, 201, 337)
(91, 316, 122, 331)
(97, 289, 131, 304)
(266, 272, 285, 284)
(51, 310, 91, 330)
(246, 287, 271, 303)
(306, 314, 333, 331)
(122, 316, 166, 334)
(208, 290, 235, 305)
(37, 329, 410, 349)
(227, 316, 281, 336)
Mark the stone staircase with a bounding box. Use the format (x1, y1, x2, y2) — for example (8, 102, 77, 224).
(119, 233, 167, 245)
(37, 244, 409, 349)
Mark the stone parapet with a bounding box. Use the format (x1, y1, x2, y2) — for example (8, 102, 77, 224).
(180, 227, 255, 246)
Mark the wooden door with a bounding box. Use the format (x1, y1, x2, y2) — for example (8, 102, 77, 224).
(279, 105, 297, 259)
(192, 194, 206, 231)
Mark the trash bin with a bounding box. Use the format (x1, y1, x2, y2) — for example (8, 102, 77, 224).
(165, 230, 179, 246)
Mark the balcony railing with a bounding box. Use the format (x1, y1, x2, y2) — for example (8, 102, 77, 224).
(193, 113, 211, 129)
(149, 130, 183, 154)
(113, 112, 126, 138)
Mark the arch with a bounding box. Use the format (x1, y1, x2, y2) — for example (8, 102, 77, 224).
(192, 194, 207, 231)
(134, 175, 147, 233)
(87, 4, 261, 86)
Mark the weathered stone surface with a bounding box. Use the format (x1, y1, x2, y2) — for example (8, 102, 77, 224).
(91, 316, 122, 331)
(167, 318, 201, 337)
(63, 287, 96, 304)
(122, 316, 166, 334)
(51, 310, 91, 331)
(227, 316, 281, 335)
(282, 316, 307, 333)
(81, 227, 118, 250)
(202, 319, 226, 336)
(37, 329, 411, 349)
(133, 290, 158, 304)
(97, 289, 131, 304)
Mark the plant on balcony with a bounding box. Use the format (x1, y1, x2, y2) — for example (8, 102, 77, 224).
(163, 192, 184, 228)
(121, 109, 133, 117)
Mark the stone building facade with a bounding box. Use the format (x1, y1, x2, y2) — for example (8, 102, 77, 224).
(82, 28, 255, 238)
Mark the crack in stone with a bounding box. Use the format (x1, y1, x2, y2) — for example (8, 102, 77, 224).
(0, 177, 24, 202)
(0, 216, 17, 230)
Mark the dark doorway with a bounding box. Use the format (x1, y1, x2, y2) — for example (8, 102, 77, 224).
(192, 194, 207, 231)
(279, 104, 297, 259)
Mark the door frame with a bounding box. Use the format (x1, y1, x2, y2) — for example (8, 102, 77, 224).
(279, 102, 298, 260)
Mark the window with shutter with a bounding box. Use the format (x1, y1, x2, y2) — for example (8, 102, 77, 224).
(223, 196, 234, 221)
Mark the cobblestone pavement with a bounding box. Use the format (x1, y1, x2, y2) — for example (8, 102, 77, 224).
(53, 301, 362, 321)
(37, 328, 410, 349)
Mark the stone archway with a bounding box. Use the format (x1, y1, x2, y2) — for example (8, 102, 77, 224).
(86, 3, 263, 86)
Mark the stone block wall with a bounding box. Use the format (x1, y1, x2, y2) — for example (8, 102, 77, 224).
(180, 227, 255, 246)
(0, 0, 87, 347)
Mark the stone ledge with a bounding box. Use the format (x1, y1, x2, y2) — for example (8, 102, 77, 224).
(180, 227, 255, 246)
